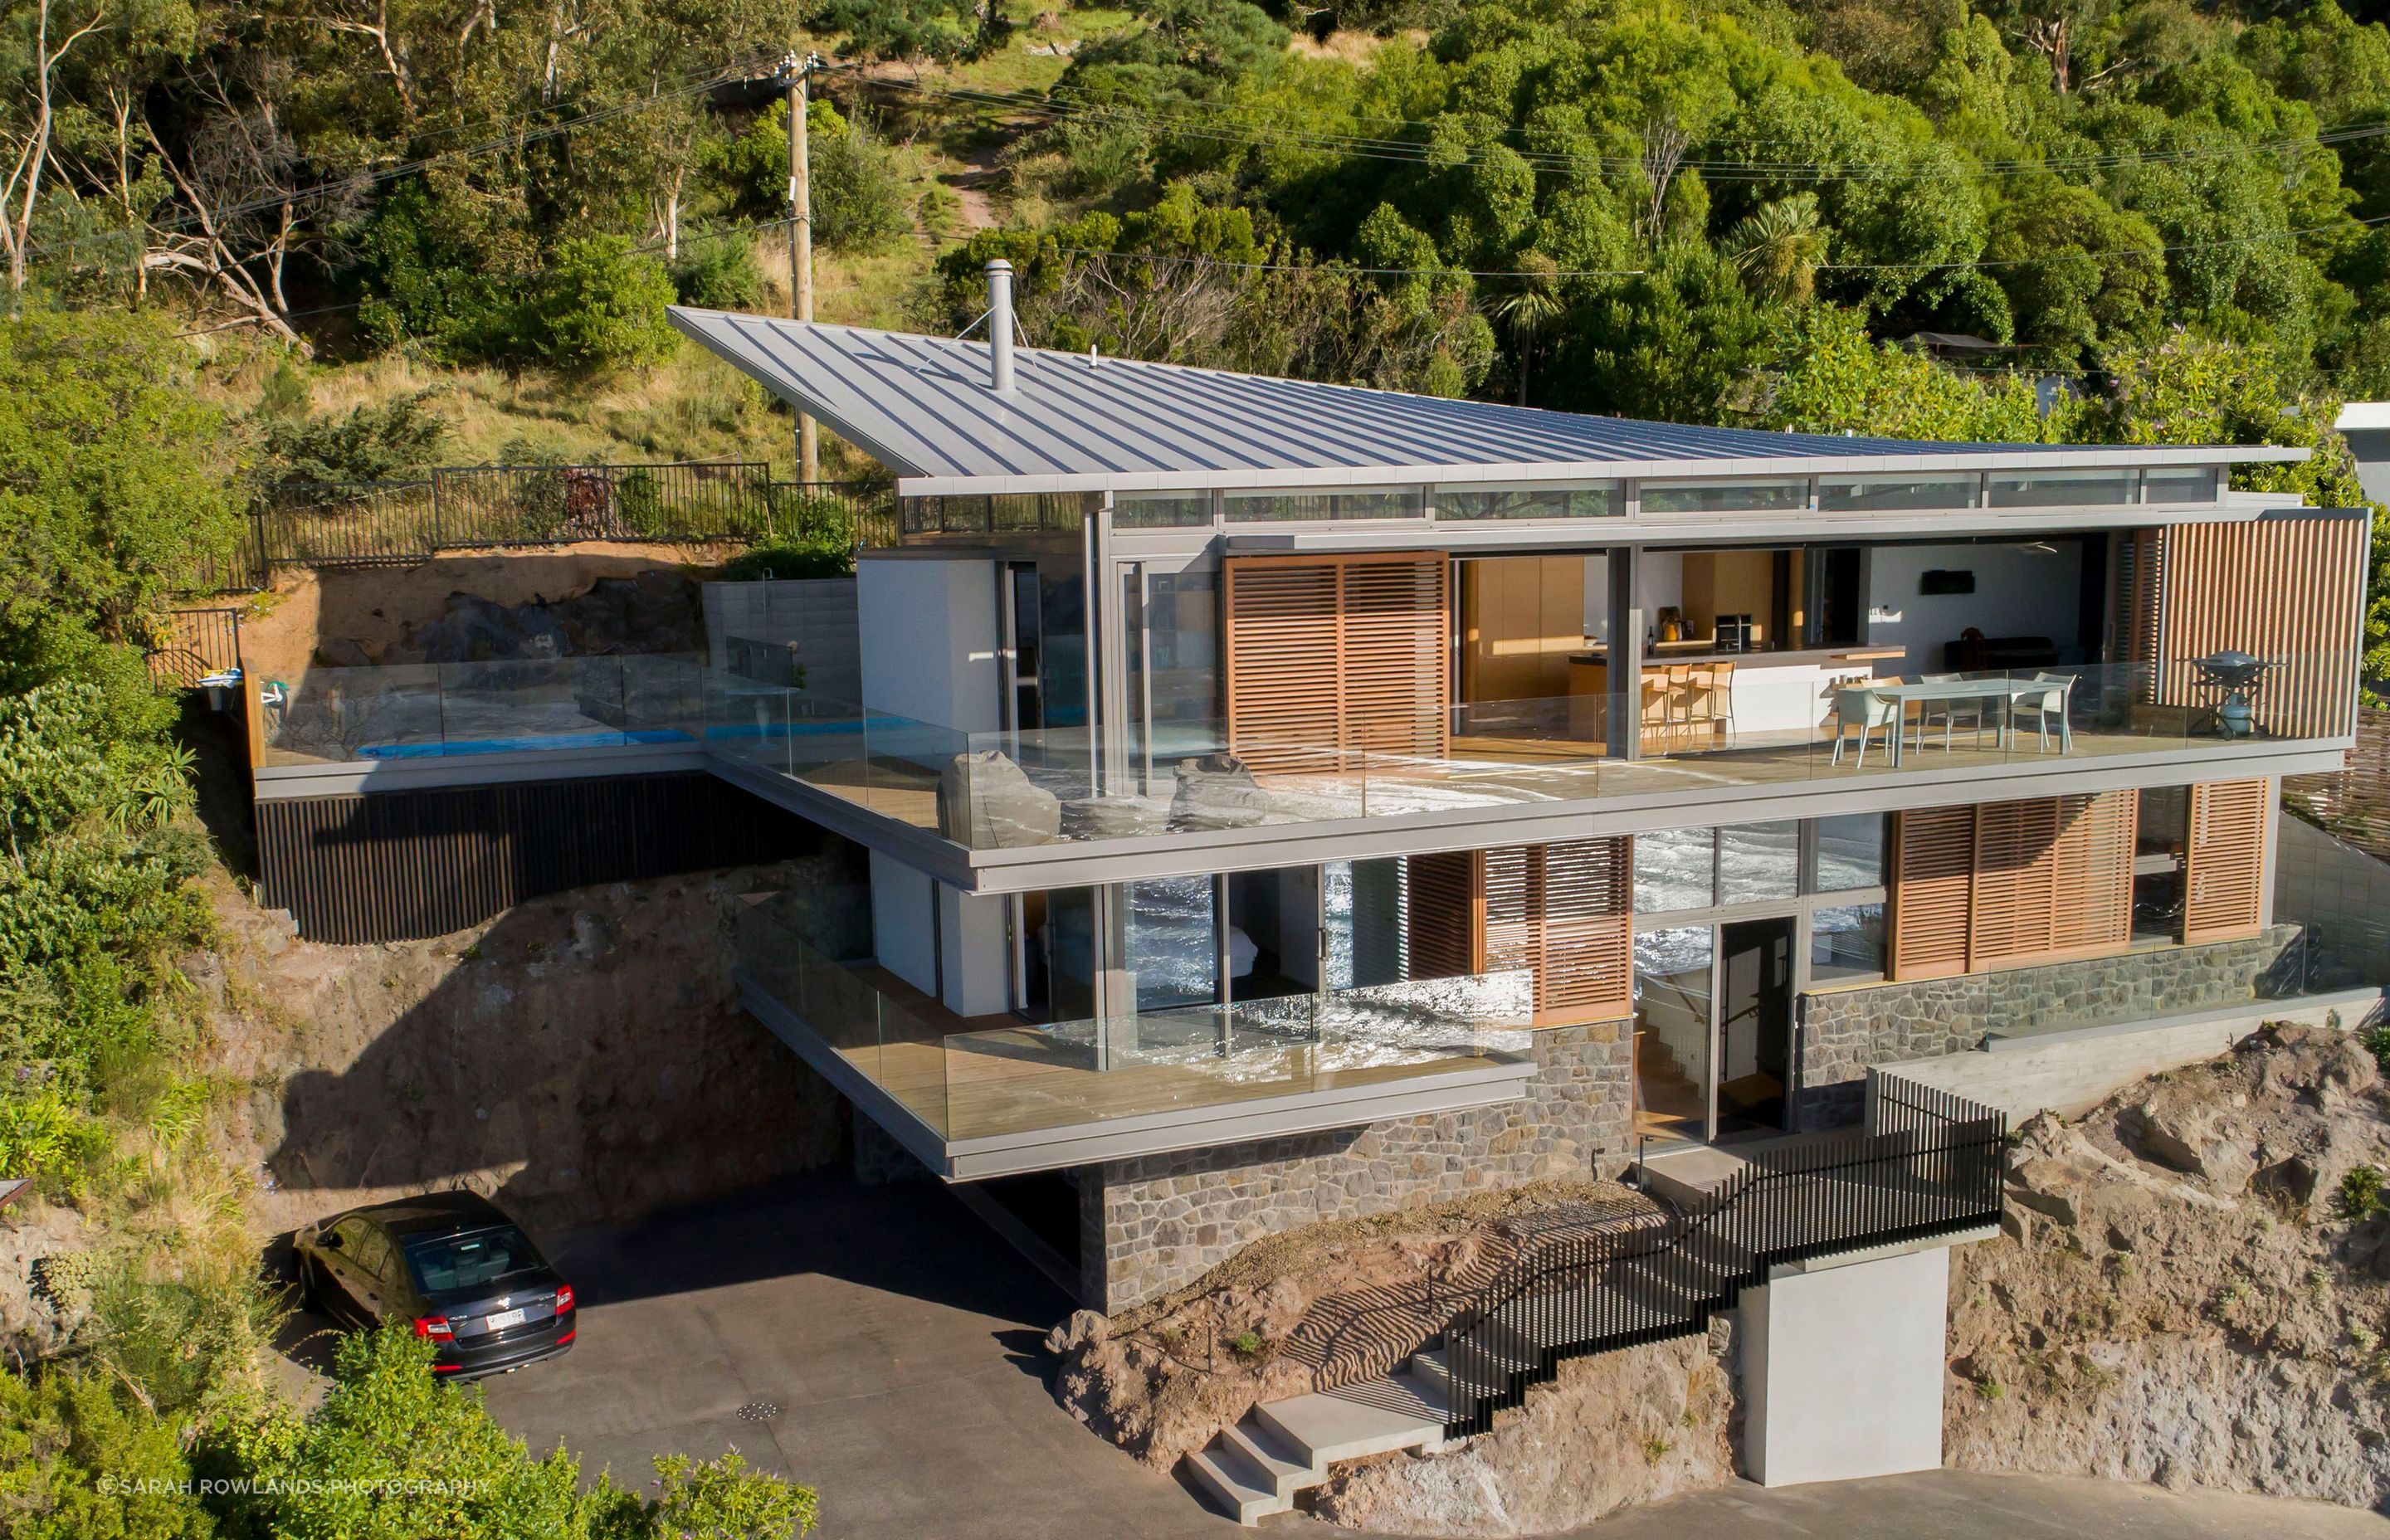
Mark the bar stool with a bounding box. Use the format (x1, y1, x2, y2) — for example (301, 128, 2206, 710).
(1663, 664, 1696, 747)
(1638, 666, 1673, 752)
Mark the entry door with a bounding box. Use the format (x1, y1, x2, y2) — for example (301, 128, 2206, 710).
(1715, 917, 1795, 1133)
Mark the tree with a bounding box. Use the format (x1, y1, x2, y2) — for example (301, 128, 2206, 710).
(0, 303, 241, 689)
(1724, 193, 1827, 306)
(1490, 251, 1564, 406)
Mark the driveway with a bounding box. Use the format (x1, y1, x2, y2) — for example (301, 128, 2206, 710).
(475, 1174, 2390, 1540)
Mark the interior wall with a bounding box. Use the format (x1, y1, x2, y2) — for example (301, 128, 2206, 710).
(1865, 542, 2085, 675)
(1460, 556, 1588, 702)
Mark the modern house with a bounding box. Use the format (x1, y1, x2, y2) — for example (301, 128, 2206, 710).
(246, 265, 2374, 1507)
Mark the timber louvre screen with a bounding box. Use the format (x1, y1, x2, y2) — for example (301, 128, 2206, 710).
(1224, 552, 1448, 775)
(2183, 778, 2269, 943)
(2126, 514, 2368, 740)
(1890, 792, 2137, 980)
(1405, 839, 1633, 1023)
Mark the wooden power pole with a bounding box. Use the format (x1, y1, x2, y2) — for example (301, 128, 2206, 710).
(785, 52, 820, 484)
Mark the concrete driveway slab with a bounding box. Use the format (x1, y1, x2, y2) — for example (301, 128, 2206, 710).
(474, 1173, 2390, 1540)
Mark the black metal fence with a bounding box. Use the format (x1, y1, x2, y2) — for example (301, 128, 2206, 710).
(139, 607, 243, 687)
(186, 465, 895, 592)
(1433, 1072, 2007, 1438)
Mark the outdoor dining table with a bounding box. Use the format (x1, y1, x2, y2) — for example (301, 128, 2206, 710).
(1836, 677, 2062, 768)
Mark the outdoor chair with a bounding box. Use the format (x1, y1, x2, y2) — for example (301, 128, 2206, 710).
(1169, 753, 1271, 831)
(937, 749, 1062, 846)
(1917, 673, 1990, 752)
(2013, 672, 2075, 754)
(1830, 686, 1902, 768)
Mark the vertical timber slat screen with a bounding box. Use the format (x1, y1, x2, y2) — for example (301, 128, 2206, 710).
(1890, 807, 1976, 981)
(1224, 552, 1449, 775)
(2184, 778, 2270, 943)
(2145, 514, 2368, 739)
(1404, 838, 1631, 1023)
(256, 772, 821, 943)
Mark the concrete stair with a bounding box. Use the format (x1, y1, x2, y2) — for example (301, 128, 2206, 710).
(1185, 1369, 1448, 1524)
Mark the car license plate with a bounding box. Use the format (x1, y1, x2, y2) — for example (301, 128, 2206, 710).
(483, 1307, 527, 1332)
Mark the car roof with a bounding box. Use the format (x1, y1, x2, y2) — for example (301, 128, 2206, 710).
(337, 1189, 521, 1240)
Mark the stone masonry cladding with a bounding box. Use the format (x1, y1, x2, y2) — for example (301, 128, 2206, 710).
(1792, 925, 2303, 1128)
(1080, 1019, 1631, 1310)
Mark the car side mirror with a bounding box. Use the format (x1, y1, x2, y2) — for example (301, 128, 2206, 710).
(323, 1232, 344, 1250)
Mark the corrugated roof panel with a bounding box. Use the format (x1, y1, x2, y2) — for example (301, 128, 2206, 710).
(670, 308, 2305, 491)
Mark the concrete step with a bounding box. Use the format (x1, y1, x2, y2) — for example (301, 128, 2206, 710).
(1187, 1440, 1285, 1526)
(1256, 1375, 1446, 1466)
(1409, 1345, 1456, 1406)
(1224, 1421, 1317, 1500)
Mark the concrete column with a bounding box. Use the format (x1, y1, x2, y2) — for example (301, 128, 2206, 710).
(1740, 1243, 1950, 1487)
(1607, 545, 1641, 759)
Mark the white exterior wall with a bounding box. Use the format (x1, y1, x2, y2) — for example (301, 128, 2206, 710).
(939, 886, 1013, 1018)
(1865, 542, 2084, 676)
(857, 556, 1002, 733)
(1742, 1245, 1950, 1487)
(871, 850, 939, 997)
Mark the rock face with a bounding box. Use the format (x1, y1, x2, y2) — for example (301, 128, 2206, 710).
(378, 570, 705, 664)
(1309, 1333, 1737, 1538)
(1948, 1023, 2390, 1508)
(202, 854, 853, 1240)
(1048, 1182, 1650, 1473)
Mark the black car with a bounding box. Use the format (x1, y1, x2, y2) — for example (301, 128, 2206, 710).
(294, 1191, 576, 1381)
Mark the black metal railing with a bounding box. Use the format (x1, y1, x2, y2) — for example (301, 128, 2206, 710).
(139, 607, 243, 688)
(1433, 1072, 2006, 1438)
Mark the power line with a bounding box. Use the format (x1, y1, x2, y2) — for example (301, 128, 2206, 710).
(871, 74, 2387, 183)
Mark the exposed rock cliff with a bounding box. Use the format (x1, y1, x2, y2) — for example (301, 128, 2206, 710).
(1948, 1022, 2390, 1508)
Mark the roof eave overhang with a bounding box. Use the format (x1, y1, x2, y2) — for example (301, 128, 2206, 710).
(890, 444, 2308, 500)
(668, 307, 940, 478)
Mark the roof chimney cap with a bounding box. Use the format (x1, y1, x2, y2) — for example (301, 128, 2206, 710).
(985, 259, 1017, 395)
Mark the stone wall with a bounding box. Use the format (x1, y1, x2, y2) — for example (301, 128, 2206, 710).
(1794, 926, 2303, 1128)
(1080, 1020, 1632, 1311)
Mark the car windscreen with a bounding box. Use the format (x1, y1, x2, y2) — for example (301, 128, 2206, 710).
(402, 1226, 540, 1295)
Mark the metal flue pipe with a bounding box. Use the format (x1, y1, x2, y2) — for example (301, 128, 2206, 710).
(986, 258, 1016, 394)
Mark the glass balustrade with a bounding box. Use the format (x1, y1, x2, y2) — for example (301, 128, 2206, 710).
(733, 899, 1536, 1143)
(261, 653, 2358, 854)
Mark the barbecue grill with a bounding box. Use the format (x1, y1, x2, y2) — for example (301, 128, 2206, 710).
(2188, 651, 2273, 738)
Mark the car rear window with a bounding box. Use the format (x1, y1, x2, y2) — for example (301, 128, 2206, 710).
(404, 1226, 538, 1294)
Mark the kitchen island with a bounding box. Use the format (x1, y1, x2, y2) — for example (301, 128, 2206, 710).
(1568, 645, 1906, 747)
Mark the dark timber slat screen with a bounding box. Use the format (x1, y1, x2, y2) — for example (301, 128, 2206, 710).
(257, 772, 821, 943)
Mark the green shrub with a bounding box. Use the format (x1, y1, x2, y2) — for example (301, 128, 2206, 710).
(2363, 1022, 2390, 1076)
(719, 100, 910, 254)
(617, 469, 667, 539)
(256, 390, 451, 486)
(2339, 1166, 2389, 1221)
(0, 1085, 106, 1185)
(0, 1366, 212, 1538)
(202, 1327, 817, 1539)
(513, 236, 677, 374)
(671, 236, 767, 312)
(720, 540, 851, 582)
(1229, 1330, 1264, 1358)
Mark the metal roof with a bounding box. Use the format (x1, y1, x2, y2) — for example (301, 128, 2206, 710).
(671, 308, 2305, 497)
